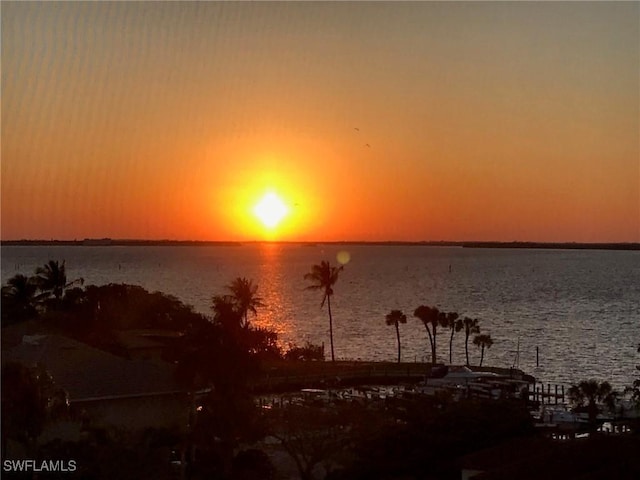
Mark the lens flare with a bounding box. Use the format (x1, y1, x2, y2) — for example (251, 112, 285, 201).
(337, 250, 351, 265)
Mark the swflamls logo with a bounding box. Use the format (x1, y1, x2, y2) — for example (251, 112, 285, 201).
(3, 459, 77, 472)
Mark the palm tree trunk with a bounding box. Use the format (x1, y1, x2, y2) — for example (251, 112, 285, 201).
(423, 324, 434, 364)
(432, 324, 438, 364)
(395, 323, 401, 363)
(480, 346, 485, 366)
(587, 401, 598, 429)
(449, 328, 455, 364)
(465, 333, 470, 366)
(326, 295, 335, 362)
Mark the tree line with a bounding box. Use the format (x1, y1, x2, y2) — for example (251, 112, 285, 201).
(300, 259, 493, 366)
(386, 307, 493, 366)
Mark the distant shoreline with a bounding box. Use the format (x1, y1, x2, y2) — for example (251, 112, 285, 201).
(1, 239, 639, 251)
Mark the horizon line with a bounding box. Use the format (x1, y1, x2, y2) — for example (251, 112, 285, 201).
(2, 238, 639, 248)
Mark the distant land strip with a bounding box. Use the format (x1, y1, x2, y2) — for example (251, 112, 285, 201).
(0, 239, 242, 247)
(460, 241, 640, 251)
(1, 239, 639, 250)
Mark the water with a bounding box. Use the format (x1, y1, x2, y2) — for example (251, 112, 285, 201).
(2, 244, 639, 388)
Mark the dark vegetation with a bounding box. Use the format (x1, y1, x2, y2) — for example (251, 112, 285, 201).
(327, 397, 534, 480)
(1, 263, 282, 478)
(1, 362, 68, 457)
(2, 260, 639, 479)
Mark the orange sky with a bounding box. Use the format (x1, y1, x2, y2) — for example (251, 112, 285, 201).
(2, 2, 638, 242)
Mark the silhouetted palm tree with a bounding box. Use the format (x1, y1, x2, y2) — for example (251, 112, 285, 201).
(444, 312, 463, 365)
(568, 379, 617, 428)
(304, 261, 343, 362)
(34, 260, 83, 304)
(462, 317, 480, 366)
(1, 274, 39, 320)
(473, 334, 493, 366)
(211, 294, 243, 330)
(225, 277, 265, 328)
(385, 310, 407, 363)
(413, 305, 444, 364)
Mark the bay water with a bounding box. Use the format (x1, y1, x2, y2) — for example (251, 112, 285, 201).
(2, 244, 639, 388)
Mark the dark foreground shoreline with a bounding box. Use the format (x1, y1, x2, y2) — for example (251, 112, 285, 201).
(2, 239, 639, 250)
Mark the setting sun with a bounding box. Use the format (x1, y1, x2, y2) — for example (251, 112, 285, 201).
(253, 192, 289, 229)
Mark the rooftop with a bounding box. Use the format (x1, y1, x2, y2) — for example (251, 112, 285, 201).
(2, 334, 185, 402)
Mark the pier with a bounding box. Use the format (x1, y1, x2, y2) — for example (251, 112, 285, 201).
(251, 361, 431, 393)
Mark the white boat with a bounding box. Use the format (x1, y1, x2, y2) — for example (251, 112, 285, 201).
(442, 366, 501, 381)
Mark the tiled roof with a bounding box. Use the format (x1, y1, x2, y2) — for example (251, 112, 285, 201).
(2, 335, 185, 402)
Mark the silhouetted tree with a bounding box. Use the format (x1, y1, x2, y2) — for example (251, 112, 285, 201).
(568, 379, 618, 429)
(244, 326, 282, 360)
(267, 403, 357, 480)
(1, 274, 39, 323)
(632, 381, 640, 405)
(625, 346, 640, 415)
(413, 305, 444, 364)
(210, 285, 280, 360)
(304, 261, 344, 362)
(34, 260, 83, 306)
(473, 334, 493, 366)
(180, 280, 284, 475)
(194, 387, 266, 478)
(176, 315, 265, 478)
(1, 362, 68, 456)
(225, 277, 265, 328)
(444, 311, 462, 364)
(385, 310, 407, 363)
(212, 294, 242, 330)
(462, 317, 480, 366)
(31, 283, 209, 353)
(285, 342, 325, 361)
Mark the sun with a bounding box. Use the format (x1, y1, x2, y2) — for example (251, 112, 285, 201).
(253, 192, 289, 229)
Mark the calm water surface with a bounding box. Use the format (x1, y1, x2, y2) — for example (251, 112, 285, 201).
(2, 245, 639, 388)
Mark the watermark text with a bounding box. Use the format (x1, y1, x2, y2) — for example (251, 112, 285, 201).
(3, 459, 77, 473)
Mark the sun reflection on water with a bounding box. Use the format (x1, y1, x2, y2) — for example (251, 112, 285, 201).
(254, 243, 292, 340)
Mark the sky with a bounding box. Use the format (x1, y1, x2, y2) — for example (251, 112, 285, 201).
(2, 1, 639, 242)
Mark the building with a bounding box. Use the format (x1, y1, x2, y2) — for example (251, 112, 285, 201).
(3, 334, 192, 444)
